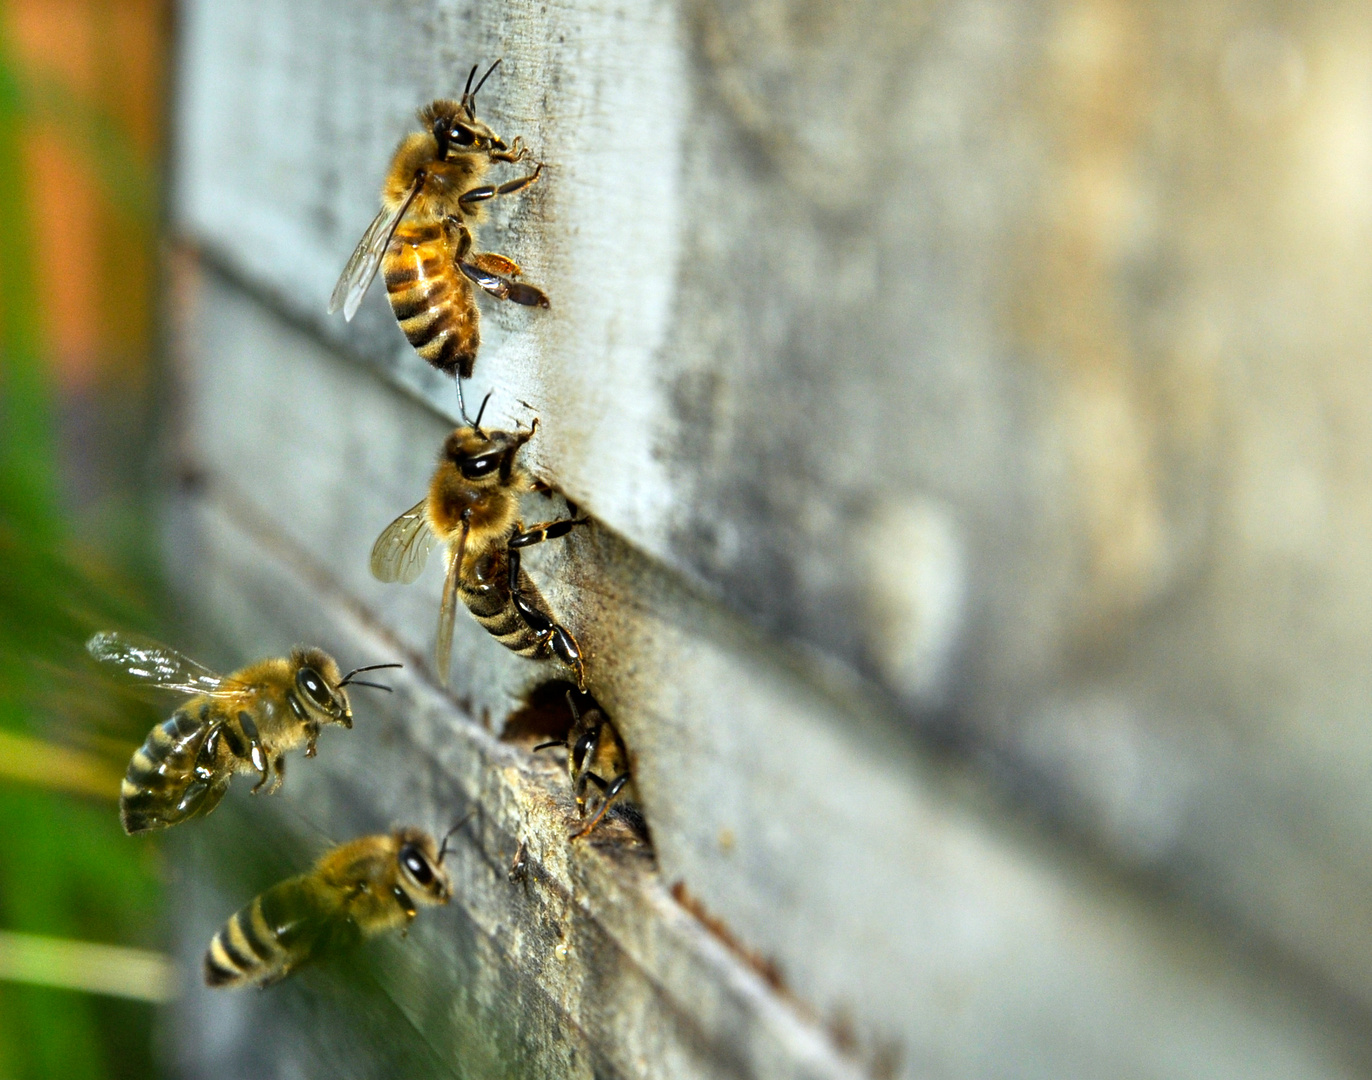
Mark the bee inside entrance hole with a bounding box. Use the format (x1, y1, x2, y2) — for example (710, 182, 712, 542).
(500, 679, 581, 743)
(502, 681, 649, 844)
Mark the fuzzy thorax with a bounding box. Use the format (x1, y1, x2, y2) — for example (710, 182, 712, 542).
(382, 133, 491, 222)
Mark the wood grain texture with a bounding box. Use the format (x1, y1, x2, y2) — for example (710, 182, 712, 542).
(162, 265, 1368, 1079)
(170, 0, 1372, 1074)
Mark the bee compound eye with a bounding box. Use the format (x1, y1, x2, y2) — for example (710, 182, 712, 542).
(400, 845, 434, 885)
(451, 124, 477, 146)
(459, 453, 501, 480)
(297, 667, 332, 707)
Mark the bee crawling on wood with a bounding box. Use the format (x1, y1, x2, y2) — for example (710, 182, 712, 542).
(370, 395, 588, 689)
(535, 692, 637, 840)
(87, 631, 399, 834)
(204, 825, 462, 989)
(328, 59, 548, 418)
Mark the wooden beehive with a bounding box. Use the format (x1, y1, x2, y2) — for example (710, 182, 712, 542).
(164, 2, 1372, 1076)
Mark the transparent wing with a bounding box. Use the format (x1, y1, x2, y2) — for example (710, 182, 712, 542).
(434, 525, 468, 688)
(370, 499, 436, 584)
(328, 178, 423, 321)
(86, 631, 244, 697)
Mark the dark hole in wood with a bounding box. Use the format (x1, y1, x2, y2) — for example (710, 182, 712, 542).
(499, 679, 583, 741)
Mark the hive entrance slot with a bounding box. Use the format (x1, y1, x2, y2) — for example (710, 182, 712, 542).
(499, 679, 583, 743)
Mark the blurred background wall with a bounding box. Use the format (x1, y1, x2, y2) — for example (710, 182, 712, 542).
(10, 1, 1372, 1078)
(159, 0, 1372, 1077)
(0, 1, 170, 1078)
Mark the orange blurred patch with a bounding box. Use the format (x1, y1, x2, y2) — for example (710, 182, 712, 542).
(6, 0, 167, 392)
(23, 125, 100, 388)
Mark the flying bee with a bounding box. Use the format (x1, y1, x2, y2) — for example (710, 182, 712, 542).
(204, 826, 458, 989)
(328, 59, 548, 417)
(87, 632, 399, 835)
(370, 398, 587, 689)
(535, 692, 637, 839)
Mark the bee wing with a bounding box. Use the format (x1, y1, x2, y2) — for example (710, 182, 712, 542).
(434, 524, 468, 688)
(86, 631, 246, 697)
(328, 177, 424, 321)
(370, 499, 436, 584)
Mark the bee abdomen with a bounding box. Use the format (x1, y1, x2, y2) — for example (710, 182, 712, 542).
(120, 708, 208, 834)
(460, 576, 553, 660)
(203, 899, 293, 989)
(384, 236, 479, 378)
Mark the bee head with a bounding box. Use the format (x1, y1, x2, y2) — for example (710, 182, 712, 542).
(289, 648, 352, 727)
(289, 651, 401, 730)
(394, 827, 453, 905)
(420, 60, 508, 162)
(441, 402, 535, 487)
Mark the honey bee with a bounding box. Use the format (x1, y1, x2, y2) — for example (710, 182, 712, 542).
(370, 400, 587, 689)
(204, 826, 456, 989)
(328, 60, 548, 416)
(87, 632, 399, 835)
(535, 692, 637, 839)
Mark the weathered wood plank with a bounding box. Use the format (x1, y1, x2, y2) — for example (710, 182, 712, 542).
(171, 0, 1372, 1023)
(162, 263, 1371, 1079)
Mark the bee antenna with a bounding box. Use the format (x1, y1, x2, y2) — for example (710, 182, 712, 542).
(470, 58, 502, 109)
(462, 62, 479, 99)
(565, 688, 582, 723)
(437, 810, 476, 863)
(340, 680, 392, 692)
(472, 389, 494, 435)
(337, 662, 403, 689)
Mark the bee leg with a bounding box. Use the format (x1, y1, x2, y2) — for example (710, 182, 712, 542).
(392, 885, 417, 923)
(467, 251, 522, 278)
(576, 768, 610, 818)
(509, 520, 590, 687)
(569, 721, 605, 817)
(458, 260, 549, 308)
(551, 629, 586, 690)
(246, 745, 270, 793)
(266, 754, 286, 796)
(197, 777, 231, 820)
(509, 517, 590, 549)
(193, 723, 225, 776)
(304, 725, 320, 758)
(235, 711, 271, 794)
(506, 542, 587, 689)
(571, 773, 631, 840)
(444, 214, 475, 259)
(514, 416, 538, 451)
(488, 135, 527, 163)
(457, 161, 543, 212)
(444, 217, 540, 316)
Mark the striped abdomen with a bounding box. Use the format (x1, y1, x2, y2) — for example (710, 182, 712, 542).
(459, 549, 553, 661)
(121, 703, 229, 834)
(383, 221, 479, 378)
(203, 877, 349, 989)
